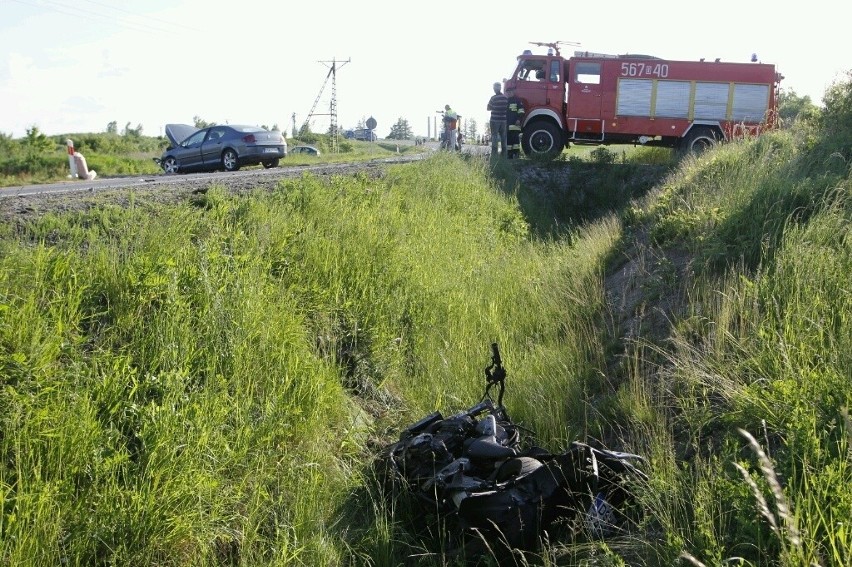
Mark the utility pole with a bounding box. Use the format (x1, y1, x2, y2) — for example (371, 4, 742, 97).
(303, 57, 350, 154)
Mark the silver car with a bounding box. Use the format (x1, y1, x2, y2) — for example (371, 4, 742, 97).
(157, 124, 287, 174)
(289, 145, 321, 156)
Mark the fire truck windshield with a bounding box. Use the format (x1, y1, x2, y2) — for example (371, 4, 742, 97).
(516, 59, 546, 82)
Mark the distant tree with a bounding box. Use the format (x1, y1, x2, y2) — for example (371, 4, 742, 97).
(193, 116, 216, 128)
(356, 117, 366, 129)
(106, 121, 118, 134)
(23, 125, 53, 155)
(466, 118, 478, 143)
(0, 131, 13, 153)
(123, 122, 143, 137)
(777, 89, 819, 127)
(387, 117, 413, 140)
(297, 129, 322, 145)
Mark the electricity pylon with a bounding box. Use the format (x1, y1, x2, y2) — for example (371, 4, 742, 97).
(301, 57, 350, 153)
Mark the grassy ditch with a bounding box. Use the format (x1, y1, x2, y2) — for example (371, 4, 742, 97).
(2, 94, 852, 565)
(0, 152, 626, 565)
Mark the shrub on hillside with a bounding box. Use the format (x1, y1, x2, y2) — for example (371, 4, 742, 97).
(807, 70, 852, 170)
(0, 155, 66, 178)
(57, 133, 166, 155)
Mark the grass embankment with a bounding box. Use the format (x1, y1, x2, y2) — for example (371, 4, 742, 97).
(629, 121, 852, 566)
(0, 152, 619, 565)
(2, 81, 852, 565)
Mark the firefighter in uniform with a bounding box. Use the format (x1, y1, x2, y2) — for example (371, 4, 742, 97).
(506, 90, 525, 159)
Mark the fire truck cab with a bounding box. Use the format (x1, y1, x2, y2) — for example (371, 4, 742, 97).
(504, 43, 783, 159)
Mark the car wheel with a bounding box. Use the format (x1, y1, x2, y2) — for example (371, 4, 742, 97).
(162, 156, 179, 174)
(262, 158, 279, 169)
(221, 149, 240, 171)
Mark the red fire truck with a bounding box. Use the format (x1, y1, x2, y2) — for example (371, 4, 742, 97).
(503, 42, 783, 159)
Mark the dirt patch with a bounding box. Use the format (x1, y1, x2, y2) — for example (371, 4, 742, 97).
(605, 224, 695, 346)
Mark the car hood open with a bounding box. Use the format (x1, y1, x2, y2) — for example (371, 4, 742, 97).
(165, 124, 200, 147)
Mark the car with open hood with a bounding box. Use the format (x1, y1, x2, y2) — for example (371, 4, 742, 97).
(157, 124, 287, 174)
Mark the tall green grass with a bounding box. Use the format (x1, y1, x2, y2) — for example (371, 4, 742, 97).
(622, 100, 852, 565)
(0, 152, 621, 564)
(660, 192, 852, 565)
(4, 93, 852, 565)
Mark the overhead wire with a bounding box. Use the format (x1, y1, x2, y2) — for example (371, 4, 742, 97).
(75, 0, 200, 34)
(6, 0, 201, 38)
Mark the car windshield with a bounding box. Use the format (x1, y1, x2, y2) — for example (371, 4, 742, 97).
(181, 130, 207, 147)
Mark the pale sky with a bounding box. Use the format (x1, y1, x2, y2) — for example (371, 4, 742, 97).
(1, 0, 848, 140)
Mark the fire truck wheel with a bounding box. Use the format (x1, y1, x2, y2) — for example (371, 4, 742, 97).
(682, 127, 719, 154)
(522, 121, 563, 160)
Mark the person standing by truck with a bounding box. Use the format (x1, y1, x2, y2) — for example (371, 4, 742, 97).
(487, 82, 509, 158)
(506, 88, 525, 159)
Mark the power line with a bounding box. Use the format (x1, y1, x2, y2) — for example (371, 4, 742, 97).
(7, 0, 200, 37)
(77, 0, 201, 34)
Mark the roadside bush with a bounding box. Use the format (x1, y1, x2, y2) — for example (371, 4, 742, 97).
(803, 69, 852, 175)
(57, 133, 166, 155)
(0, 131, 167, 186)
(0, 155, 66, 178)
(589, 146, 617, 164)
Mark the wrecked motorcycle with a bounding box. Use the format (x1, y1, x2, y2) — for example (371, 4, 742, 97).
(378, 343, 649, 556)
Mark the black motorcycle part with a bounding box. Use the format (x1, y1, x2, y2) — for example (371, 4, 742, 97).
(457, 458, 562, 550)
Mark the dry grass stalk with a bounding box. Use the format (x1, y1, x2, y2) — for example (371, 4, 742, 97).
(737, 428, 801, 548)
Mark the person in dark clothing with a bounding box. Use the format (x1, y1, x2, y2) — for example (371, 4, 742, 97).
(442, 104, 459, 150)
(506, 89, 525, 159)
(487, 82, 509, 158)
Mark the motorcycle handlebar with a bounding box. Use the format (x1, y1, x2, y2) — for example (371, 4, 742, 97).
(446, 399, 495, 420)
(485, 342, 507, 408)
